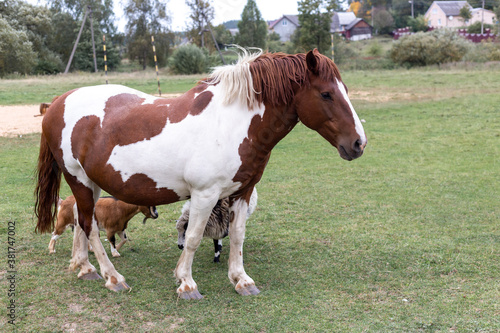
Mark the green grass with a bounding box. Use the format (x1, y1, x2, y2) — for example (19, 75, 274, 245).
(1, 68, 499, 332)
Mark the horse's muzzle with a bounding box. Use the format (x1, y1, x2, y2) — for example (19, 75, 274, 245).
(339, 139, 365, 161)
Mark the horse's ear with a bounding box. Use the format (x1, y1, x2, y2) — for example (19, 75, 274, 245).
(306, 49, 319, 75)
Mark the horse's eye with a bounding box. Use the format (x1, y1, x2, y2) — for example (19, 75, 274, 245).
(321, 92, 332, 100)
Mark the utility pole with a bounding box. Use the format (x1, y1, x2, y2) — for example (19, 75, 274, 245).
(409, 0, 414, 19)
(198, 0, 225, 65)
(481, 0, 485, 34)
(64, 8, 89, 74)
(88, 6, 98, 73)
(64, 5, 98, 74)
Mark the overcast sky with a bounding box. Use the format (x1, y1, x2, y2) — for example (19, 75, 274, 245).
(25, 0, 299, 32)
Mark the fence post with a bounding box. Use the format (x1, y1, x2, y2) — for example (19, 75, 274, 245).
(151, 36, 161, 96)
(103, 35, 108, 84)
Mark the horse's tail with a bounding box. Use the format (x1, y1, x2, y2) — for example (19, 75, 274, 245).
(34, 133, 61, 233)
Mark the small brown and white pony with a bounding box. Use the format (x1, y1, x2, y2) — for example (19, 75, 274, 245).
(35, 48, 366, 299)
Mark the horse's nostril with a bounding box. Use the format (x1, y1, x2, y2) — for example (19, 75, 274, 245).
(353, 139, 362, 153)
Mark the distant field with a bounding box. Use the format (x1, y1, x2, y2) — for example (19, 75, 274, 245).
(0, 67, 499, 332)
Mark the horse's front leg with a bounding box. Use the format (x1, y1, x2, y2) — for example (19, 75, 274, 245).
(228, 194, 260, 296)
(174, 191, 219, 299)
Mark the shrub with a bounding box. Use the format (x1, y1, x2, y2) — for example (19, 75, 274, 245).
(408, 15, 429, 32)
(169, 44, 207, 75)
(367, 41, 383, 57)
(390, 29, 471, 67)
(467, 22, 495, 34)
(333, 36, 358, 65)
(34, 51, 64, 74)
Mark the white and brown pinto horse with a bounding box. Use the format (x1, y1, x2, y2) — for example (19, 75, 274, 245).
(35, 49, 366, 299)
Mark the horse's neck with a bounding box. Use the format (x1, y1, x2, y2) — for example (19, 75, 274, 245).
(248, 104, 299, 158)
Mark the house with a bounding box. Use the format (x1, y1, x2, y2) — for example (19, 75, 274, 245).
(331, 12, 357, 33)
(268, 15, 300, 42)
(425, 1, 496, 28)
(425, 1, 471, 28)
(470, 8, 497, 26)
(344, 18, 373, 41)
(269, 12, 371, 43)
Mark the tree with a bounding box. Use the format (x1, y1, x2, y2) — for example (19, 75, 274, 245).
(372, 8, 394, 35)
(348, 0, 362, 16)
(0, 17, 37, 76)
(408, 15, 429, 32)
(186, 0, 215, 48)
(459, 5, 472, 25)
(0, 0, 63, 75)
(493, 3, 500, 34)
(236, 0, 268, 49)
(297, 0, 332, 55)
(124, 0, 171, 69)
(47, 0, 117, 35)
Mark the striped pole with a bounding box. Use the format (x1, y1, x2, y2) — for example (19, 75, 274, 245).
(151, 35, 161, 96)
(331, 33, 335, 63)
(103, 35, 108, 84)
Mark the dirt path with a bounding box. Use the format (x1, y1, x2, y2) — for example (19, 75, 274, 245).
(0, 105, 42, 137)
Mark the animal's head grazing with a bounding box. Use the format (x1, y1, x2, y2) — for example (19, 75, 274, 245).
(291, 49, 366, 160)
(140, 206, 158, 224)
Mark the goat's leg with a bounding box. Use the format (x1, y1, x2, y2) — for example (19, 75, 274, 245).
(213, 239, 222, 263)
(48, 222, 67, 254)
(228, 192, 260, 296)
(49, 204, 73, 254)
(174, 190, 219, 299)
(115, 231, 128, 252)
(108, 233, 120, 257)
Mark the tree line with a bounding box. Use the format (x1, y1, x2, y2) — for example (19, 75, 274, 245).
(1, 0, 499, 76)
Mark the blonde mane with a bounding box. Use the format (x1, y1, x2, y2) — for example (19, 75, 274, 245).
(206, 46, 342, 109)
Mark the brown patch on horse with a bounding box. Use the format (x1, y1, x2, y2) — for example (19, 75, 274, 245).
(110, 276, 118, 285)
(191, 90, 213, 116)
(232, 104, 298, 194)
(102, 94, 169, 145)
(71, 115, 101, 162)
(249, 50, 342, 107)
(94, 172, 181, 206)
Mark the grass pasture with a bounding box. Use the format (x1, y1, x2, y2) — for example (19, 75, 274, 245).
(1, 67, 499, 332)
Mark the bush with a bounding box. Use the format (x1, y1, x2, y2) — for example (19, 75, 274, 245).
(333, 36, 358, 65)
(390, 29, 471, 67)
(367, 41, 383, 57)
(408, 15, 429, 32)
(169, 44, 207, 74)
(34, 51, 64, 74)
(467, 22, 494, 34)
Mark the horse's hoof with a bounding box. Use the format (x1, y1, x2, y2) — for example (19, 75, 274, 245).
(79, 271, 102, 280)
(236, 285, 260, 296)
(108, 281, 130, 292)
(112, 252, 121, 258)
(178, 289, 203, 300)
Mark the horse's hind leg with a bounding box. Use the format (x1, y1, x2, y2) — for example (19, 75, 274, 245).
(66, 176, 128, 291)
(70, 203, 100, 280)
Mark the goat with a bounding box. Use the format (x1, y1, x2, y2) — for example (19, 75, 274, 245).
(176, 188, 258, 262)
(48, 195, 158, 257)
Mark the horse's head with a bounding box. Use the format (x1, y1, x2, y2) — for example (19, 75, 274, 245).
(294, 49, 366, 161)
